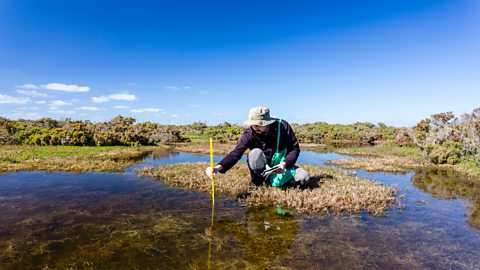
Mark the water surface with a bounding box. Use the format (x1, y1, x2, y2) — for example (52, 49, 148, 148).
(0, 149, 479, 269)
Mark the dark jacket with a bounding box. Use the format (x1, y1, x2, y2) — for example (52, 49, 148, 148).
(218, 119, 300, 173)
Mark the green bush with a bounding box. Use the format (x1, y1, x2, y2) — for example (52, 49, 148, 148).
(426, 141, 463, 165)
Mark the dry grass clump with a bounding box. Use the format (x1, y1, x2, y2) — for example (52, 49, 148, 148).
(138, 162, 252, 197)
(137, 163, 398, 215)
(455, 164, 480, 179)
(247, 165, 398, 215)
(328, 156, 434, 173)
(0, 146, 152, 174)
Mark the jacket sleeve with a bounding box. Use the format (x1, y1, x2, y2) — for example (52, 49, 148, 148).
(217, 131, 249, 173)
(283, 121, 300, 168)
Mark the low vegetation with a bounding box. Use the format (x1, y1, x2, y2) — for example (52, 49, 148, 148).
(0, 145, 153, 174)
(410, 108, 480, 166)
(1, 106, 478, 176)
(0, 115, 186, 146)
(137, 162, 398, 215)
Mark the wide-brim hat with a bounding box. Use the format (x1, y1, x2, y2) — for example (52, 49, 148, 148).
(244, 106, 276, 126)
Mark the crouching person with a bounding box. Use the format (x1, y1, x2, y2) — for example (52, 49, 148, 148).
(205, 106, 309, 187)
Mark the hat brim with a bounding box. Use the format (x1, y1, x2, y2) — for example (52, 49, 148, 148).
(244, 118, 276, 126)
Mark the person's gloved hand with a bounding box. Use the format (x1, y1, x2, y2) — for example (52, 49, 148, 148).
(272, 162, 287, 174)
(206, 165, 222, 179)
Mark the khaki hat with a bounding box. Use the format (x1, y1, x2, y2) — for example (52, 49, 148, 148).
(244, 106, 276, 126)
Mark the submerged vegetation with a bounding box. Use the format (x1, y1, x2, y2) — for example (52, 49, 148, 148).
(0, 206, 198, 269)
(137, 162, 398, 215)
(0, 145, 153, 173)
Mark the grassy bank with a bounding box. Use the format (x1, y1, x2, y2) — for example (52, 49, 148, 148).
(336, 144, 422, 158)
(0, 145, 153, 174)
(331, 144, 480, 179)
(137, 162, 398, 215)
(330, 145, 431, 173)
(166, 139, 329, 156)
(166, 140, 237, 155)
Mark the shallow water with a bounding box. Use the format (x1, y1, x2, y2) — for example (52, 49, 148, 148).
(0, 149, 479, 269)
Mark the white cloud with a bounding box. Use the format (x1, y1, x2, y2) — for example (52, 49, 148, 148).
(92, 93, 137, 103)
(35, 100, 47, 104)
(130, 108, 162, 113)
(79, 106, 99, 111)
(171, 114, 179, 117)
(16, 89, 49, 97)
(3, 111, 41, 120)
(16, 84, 39, 89)
(108, 93, 137, 101)
(41, 83, 90, 93)
(165, 85, 191, 91)
(47, 109, 76, 114)
(18, 106, 39, 110)
(50, 100, 72, 106)
(92, 96, 110, 103)
(0, 94, 31, 104)
(114, 105, 128, 109)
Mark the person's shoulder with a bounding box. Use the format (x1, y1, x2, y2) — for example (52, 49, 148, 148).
(280, 119, 292, 129)
(239, 127, 253, 140)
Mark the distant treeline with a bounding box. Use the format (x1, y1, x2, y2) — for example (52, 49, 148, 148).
(0, 116, 185, 146)
(0, 116, 398, 146)
(1, 107, 479, 166)
(180, 121, 400, 145)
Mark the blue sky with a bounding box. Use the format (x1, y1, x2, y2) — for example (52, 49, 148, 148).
(1, 0, 479, 126)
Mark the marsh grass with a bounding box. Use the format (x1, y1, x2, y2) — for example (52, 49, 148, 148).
(336, 144, 422, 158)
(168, 140, 329, 156)
(137, 163, 398, 215)
(334, 144, 480, 179)
(328, 156, 434, 173)
(167, 140, 238, 155)
(457, 159, 480, 179)
(0, 145, 153, 174)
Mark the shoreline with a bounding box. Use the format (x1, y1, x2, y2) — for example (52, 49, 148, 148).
(1, 142, 479, 180)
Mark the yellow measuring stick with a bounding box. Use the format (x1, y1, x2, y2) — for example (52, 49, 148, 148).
(209, 137, 215, 224)
(208, 137, 215, 269)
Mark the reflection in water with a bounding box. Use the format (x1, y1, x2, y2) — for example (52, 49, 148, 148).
(0, 150, 479, 269)
(412, 169, 480, 228)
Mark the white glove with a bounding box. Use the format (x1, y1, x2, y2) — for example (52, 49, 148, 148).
(205, 165, 221, 179)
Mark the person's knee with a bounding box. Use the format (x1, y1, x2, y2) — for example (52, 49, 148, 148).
(248, 148, 266, 172)
(294, 167, 310, 183)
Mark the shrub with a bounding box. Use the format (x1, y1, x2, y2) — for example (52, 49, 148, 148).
(425, 141, 463, 165)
